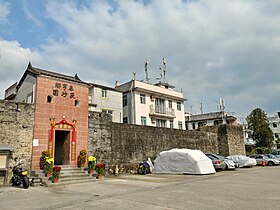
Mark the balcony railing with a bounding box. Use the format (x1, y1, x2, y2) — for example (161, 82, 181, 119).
(149, 105, 175, 118)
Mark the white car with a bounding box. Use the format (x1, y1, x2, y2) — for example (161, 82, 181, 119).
(227, 155, 257, 168)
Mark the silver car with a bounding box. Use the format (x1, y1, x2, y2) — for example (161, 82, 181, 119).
(265, 154, 280, 162)
(249, 154, 279, 166)
(205, 153, 227, 171)
(216, 154, 237, 169)
(210, 154, 236, 170)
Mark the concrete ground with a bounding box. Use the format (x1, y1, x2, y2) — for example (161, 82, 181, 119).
(0, 166, 279, 210)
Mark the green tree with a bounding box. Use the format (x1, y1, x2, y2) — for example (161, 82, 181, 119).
(246, 108, 274, 148)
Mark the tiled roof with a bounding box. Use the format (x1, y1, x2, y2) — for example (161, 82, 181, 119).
(27, 62, 88, 85)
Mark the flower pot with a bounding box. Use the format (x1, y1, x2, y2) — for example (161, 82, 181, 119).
(45, 172, 52, 177)
(89, 169, 94, 175)
(52, 177, 59, 183)
(96, 174, 104, 179)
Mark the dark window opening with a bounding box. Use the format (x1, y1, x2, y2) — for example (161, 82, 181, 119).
(192, 123, 195, 129)
(123, 95, 127, 107)
(74, 100, 79, 107)
(47, 95, 52, 103)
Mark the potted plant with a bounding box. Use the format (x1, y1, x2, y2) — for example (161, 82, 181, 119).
(78, 150, 87, 168)
(96, 163, 105, 179)
(40, 150, 50, 170)
(88, 156, 96, 174)
(52, 166, 61, 183)
(44, 157, 54, 177)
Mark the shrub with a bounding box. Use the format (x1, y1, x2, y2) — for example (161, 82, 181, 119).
(96, 163, 105, 175)
(78, 150, 87, 167)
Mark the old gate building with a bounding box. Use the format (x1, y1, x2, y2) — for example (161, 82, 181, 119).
(4, 62, 89, 169)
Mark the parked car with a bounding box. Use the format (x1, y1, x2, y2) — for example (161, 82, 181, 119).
(271, 150, 280, 156)
(226, 155, 257, 168)
(265, 154, 280, 161)
(249, 154, 280, 166)
(208, 154, 236, 170)
(205, 153, 227, 171)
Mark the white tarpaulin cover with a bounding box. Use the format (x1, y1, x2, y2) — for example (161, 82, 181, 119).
(227, 155, 257, 168)
(154, 148, 216, 175)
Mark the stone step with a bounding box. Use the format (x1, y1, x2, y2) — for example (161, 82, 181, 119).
(31, 165, 98, 186)
(46, 176, 99, 187)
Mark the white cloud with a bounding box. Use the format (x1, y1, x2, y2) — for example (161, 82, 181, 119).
(0, 0, 279, 118)
(0, 40, 41, 97)
(0, 1, 10, 24)
(22, 0, 43, 27)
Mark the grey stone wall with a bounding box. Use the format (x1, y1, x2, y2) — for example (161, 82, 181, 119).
(0, 101, 245, 184)
(88, 112, 245, 170)
(199, 124, 245, 156)
(0, 100, 35, 185)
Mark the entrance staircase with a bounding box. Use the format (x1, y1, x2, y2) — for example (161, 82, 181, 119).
(31, 165, 97, 186)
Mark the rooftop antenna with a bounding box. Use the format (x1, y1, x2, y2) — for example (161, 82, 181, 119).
(219, 98, 226, 124)
(200, 102, 203, 114)
(219, 98, 225, 111)
(162, 57, 167, 82)
(159, 66, 163, 82)
(144, 59, 150, 83)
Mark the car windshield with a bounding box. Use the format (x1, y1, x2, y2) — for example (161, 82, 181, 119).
(266, 154, 276, 159)
(205, 154, 216, 160)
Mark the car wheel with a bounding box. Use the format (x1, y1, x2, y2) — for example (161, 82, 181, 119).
(267, 161, 274, 166)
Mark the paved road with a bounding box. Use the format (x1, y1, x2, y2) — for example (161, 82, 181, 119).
(0, 166, 279, 210)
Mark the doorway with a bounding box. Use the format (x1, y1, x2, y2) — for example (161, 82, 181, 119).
(54, 130, 70, 165)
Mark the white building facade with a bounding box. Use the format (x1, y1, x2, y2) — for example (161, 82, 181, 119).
(268, 112, 280, 147)
(116, 80, 185, 129)
(185, 111, 238, 130)
(88, 83, 123, 123)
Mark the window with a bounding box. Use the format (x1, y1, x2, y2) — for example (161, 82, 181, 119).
(27, 93, 33, 103)
(170, 120, 174, 129)
(102, 109, 113, 115)
(185, 122, 189, 130)
(192, 123, 195, 129)
(177, 102, 181, 111)
(156, 119, 166, 128)
(101, 89, 107, 98)
(74, 100, 79, 107)
(140, 94, 146, 104)
(47, 95, 52, 103)
(141, 116, 147, 126)
(123, 95, 127, 107)
(178, 121, 183, 129)
(168, 100, 172, 108)
(88, 95, 93, 104)
(123, 117, 128, 124)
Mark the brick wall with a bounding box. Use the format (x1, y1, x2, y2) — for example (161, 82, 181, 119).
(32, 76, 89, 169)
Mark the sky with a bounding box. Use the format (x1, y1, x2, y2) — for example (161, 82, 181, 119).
(0, 0, 279, 121)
